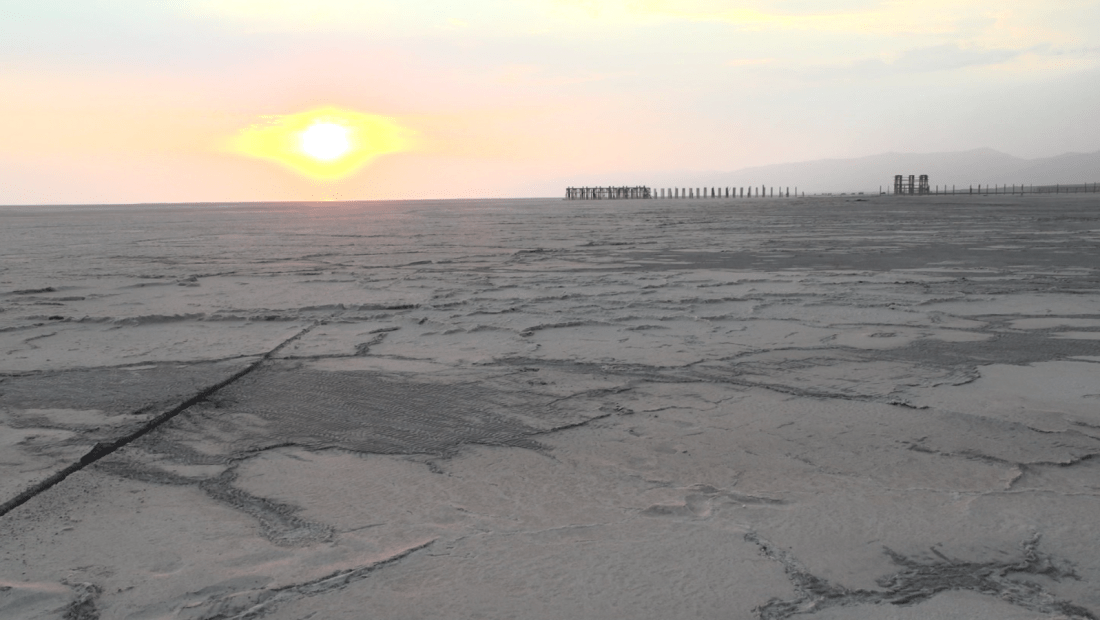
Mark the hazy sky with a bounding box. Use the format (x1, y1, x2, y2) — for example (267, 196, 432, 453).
(3, 0, 1098, 203)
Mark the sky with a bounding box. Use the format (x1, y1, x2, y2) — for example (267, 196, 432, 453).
(2, 0, 1099, 203)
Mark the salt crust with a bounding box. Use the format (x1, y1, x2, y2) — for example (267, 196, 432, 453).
(1, 195, 1099, 619)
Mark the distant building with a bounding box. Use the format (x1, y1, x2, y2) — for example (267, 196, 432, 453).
(893, 174, 930, 195)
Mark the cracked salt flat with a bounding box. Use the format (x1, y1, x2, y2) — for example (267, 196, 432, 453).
(1, 195, 1100, 619)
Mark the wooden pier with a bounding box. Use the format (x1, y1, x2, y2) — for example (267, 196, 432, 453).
(565, 186, 652, 200)
(565, 186, 798, 200)
(567, 180, 1100, 200)
(891, 176, 1100, 196)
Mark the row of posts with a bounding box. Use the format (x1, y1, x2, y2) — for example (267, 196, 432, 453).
(567, 183, 1100, 200)
(658, 187, 797, 199)
(565, 187, 652, 200)
(565, 186, 797, 200)
(885, 182, 1100, 195)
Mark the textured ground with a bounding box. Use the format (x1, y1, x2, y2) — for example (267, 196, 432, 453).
(1, 195, 1099, 619)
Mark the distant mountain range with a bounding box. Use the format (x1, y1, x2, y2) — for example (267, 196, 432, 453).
(679, 148, 1100, 194)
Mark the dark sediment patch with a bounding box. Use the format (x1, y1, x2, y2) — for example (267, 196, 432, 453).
(0, 328, 313, 518)
(883, 329, 1100, 367)
(615, 239, 1100, 272)
(182, 364, 580, 457)
(0, 360, 255, 416)
(88, 363, 602, 543)
(748, 532, 1096, 620)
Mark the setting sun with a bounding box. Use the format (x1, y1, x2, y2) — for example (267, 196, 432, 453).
(300, 122, 352, 161)
(228, 107, 415, 180)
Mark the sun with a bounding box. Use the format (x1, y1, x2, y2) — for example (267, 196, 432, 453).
(228, 107, 415, 180)
(300, 122, 352, 161)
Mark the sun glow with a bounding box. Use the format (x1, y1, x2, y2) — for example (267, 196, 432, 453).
(229, 107, 414, 180)
(301, 122, 351, 161)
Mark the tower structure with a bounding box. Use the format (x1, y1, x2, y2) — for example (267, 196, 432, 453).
(893, 174, 930, 195)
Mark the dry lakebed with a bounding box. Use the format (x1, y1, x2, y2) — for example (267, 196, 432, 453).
(2, 194, 1099, 619)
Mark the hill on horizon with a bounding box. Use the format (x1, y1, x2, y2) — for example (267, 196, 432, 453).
(672, 148, 1100, 194)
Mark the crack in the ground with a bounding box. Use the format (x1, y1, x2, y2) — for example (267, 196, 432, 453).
(532, 412, 613, 437)
(0, 323, 320, 518)
(81, 365, 618, 543)
(0, 354, 266, 378)
(746, 532, 1096, 619)
(198, 469, 335, 547)
(228, 539, 436, 619)
(352, 327, 396, 356)
(92, 446, 336, 547)
(904, 440, 1100, 473)
(117, 539, 437, 620)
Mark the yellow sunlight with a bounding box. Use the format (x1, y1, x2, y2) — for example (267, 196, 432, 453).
(229, 107, 414, 180)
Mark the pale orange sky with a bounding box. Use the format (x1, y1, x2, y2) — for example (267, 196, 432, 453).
(2, 0, 1098, 203)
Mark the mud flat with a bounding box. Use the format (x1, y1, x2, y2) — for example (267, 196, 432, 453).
(1, 194, 1099, 619)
